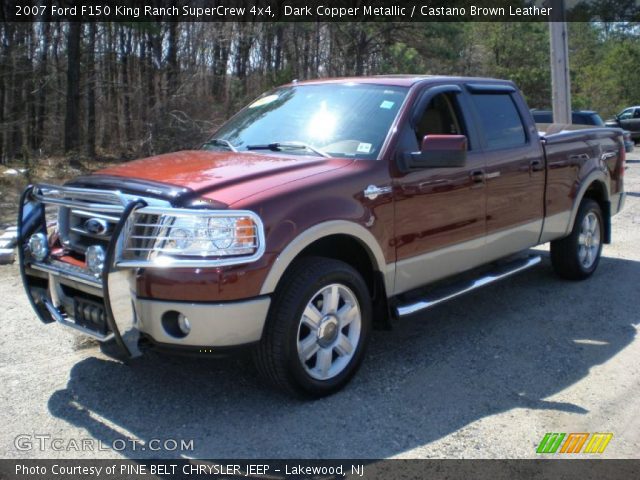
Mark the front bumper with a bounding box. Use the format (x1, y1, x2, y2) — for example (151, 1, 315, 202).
(136, 296, 269, 348)
(18, 185, 269, 359)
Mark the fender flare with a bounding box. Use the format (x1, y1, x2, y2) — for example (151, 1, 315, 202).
(566, 170, 610, 236)
(259, 220, 392, 295)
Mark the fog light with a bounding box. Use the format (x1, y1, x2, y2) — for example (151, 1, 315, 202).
(178, 313, 191, 335)
(86, 245, 106, 275)
(161, 310, 191, 338)
(28, 233, 48, 261)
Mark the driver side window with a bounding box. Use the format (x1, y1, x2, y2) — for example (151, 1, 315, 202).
(619, 108, 634, 120)
(415, 93, 468, 148)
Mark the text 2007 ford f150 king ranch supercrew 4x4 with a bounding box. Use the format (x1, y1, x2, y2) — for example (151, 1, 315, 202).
(18, 76, 626, 397)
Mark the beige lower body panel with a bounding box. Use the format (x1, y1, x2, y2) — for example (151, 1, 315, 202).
(135, 296, 271, 347)
(539, 211, 572, 243)
(393, 219, 544, 296)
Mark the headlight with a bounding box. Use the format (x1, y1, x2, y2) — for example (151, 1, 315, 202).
(156, 215, 259, 257)
(207, 217, 235, 249)
(120, 208, 264, 268)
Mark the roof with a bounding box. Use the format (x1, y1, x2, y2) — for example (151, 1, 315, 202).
(284, 75, 510, 88)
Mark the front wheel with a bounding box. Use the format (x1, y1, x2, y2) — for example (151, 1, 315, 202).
(253, 257, 372, 398)
(551, 199, 604, 280)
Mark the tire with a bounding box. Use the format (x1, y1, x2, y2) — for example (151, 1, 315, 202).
(253, 256, 372, 398)
(550, 199, 604, 280)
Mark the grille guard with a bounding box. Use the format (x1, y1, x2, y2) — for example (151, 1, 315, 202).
(18, 183, 265, 360)
(19, 185, 148, 359)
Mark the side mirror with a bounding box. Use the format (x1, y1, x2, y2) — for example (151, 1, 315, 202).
(399, 135, 467, 171)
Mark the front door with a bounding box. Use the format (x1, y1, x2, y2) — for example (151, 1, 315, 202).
(618, 107, 640, 137)
(393, 87, 487, 294)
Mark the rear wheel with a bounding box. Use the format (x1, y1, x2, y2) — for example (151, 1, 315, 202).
(253, 257, 372, 398)
(551, 199, 603, 280)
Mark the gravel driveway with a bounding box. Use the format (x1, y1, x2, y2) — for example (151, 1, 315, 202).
(1, 153, 639, 460)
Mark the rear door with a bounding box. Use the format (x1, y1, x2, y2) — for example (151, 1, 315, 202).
(466, 84, 546, 261)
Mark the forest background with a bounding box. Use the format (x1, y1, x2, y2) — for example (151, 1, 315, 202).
(1, 17, 639, 166)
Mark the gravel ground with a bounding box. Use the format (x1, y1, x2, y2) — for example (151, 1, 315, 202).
(0, 152, 639, 460)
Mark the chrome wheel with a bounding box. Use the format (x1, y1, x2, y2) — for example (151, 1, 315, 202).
(577, 211, 601, 269)
(296, 283, 362, 381)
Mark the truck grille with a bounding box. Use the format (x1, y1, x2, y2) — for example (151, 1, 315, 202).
(32, 185, 165, 260)
(33, 185, 126, 255)
(60, 207, 118, 253)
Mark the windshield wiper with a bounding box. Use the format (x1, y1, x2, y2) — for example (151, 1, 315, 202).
(246, 142, 331, 158)
(202, 138, 238, 152)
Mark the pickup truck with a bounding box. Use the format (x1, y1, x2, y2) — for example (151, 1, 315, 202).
(606, 105, 640, 142)
(18, 76, 627, 398)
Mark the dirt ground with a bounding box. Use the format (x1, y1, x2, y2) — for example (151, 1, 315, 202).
(0, 152, 638, 459)
(0, 157, 121, 228)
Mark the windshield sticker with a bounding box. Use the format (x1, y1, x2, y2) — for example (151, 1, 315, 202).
(249, 94, 279, 108)
(380, 100, 395, 109)
(357, 142, 372, 154)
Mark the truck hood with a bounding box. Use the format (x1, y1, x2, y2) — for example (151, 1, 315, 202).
(86, 150, 352, 206)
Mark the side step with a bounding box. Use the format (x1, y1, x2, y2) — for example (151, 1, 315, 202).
(395, 255, 541, 317)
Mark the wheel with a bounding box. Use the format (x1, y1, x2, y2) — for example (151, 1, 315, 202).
(253, 257, 372, 398)
(550, 199, 603, 280)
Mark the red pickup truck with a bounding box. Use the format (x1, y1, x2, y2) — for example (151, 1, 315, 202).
(18, 76, 626, 397)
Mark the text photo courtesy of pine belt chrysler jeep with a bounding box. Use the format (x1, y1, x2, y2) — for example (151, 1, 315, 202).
(18, 76, 626, 398)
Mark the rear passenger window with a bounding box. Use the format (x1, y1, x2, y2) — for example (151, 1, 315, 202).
(470, 94, 526, 149)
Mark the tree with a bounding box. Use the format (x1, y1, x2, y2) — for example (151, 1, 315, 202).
(63, 22, 81, 153)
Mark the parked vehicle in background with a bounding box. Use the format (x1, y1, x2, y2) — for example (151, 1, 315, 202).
(532, 109, 634, 152)
(606, 106, 640, 143)
(18, 76, 627, 398)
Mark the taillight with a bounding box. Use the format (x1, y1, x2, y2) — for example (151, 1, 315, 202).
(619, 142, 626, 178)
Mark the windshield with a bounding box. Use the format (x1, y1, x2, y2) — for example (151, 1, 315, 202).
(204, 84, 408, 159)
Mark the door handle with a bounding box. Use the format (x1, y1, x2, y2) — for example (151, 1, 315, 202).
(568, 154, 589, 162)
(363, 185, 392, 200)
(530, 159, 544, 172)
(470, 170, 485, 183)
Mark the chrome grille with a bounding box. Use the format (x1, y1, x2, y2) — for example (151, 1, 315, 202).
(63, 208, 119, 252)
(33, 185, 127, 255)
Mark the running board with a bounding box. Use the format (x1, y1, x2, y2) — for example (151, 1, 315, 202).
(395, 255, 542, 317)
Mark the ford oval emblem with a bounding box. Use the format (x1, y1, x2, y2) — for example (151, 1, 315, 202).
(84, 218, 110, 236)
